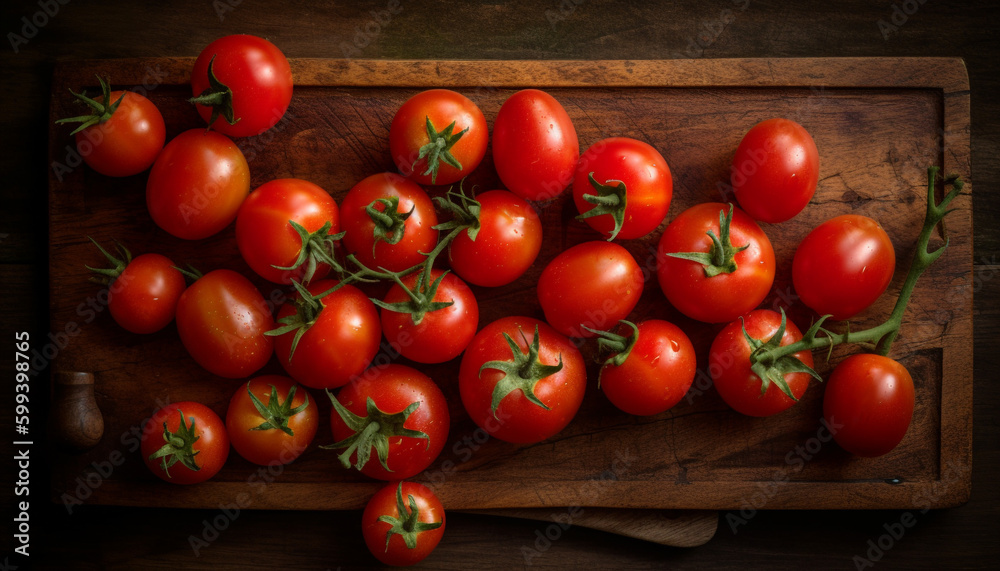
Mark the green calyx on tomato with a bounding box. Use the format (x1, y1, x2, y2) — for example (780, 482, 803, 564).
(322, 391, 429, 472)
(378, 482, 444, 550)
(667, 203, 748, 277)
(55, 76, 126, 135)
(85, 237, 131, 285)
(147, 410, 201, 478)
(367, 196, 416, 250)
(371, 267, 455, 326)
(582, 320, 640, 387)
(418, 117, 468, 185)
(246, 381, 310, 437)
(480, 325, 564, 418)
(432, 183, 482, 242)
(742, 309, 822, 400)
(187, 54, 238, 128)
(264, 279, 333, 359)
(271, 220, 345, 285)
(576, 173, 628, 241)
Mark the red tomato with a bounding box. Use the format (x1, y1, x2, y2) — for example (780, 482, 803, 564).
(597, 320, 696, 416)
(492, 89, 579, 201)
(446, 190, 543, 287)
(142, 401, 229, 485)
(389, 89, 488, 186)
(146, 129, 250, 240)
(175, 269, 274, 379)
(657, 203, 775, 324)
(459, 316, 586, 444)
(272, 279, 381, 390)
(792, 214, 896, 321)
(709, 309, 816, 417)
(328, 364, 449, 480)
(537, 241, 644, 338)
(190, 34, 293, 138)
(226, 375, 318, 466)
(379, 269, 479, 364)
(572, 137, 673, 240)
(340, 173, 439, 273)
(236, 178, 341, 284)
(731, 118, 819, 223)
(823, 354, 914, 457)
(362, 482, 445, 566)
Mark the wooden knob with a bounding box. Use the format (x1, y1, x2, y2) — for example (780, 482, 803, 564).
(53, 371, 104, 452)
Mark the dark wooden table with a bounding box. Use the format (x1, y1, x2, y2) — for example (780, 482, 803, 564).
(2, 0, 997, 568)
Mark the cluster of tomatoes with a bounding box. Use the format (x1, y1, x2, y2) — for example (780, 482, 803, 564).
(64, 34, 921, 566)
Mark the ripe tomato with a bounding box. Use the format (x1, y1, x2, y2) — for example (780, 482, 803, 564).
(327, 364, 449, 480)
(389, 89, 488, 186)
(142, 401, 229, 485)
(146, 129, 250, 240)
(340, 173, 439, 273)
(492, 89, 579, 201)
(56, 77, 165, 177)
(731, 118, 819, 223)
(596, 320, 696, 416)
(226, 375, 318, 466)
(792, 214, 896, 321)
(378, 269, 479, 364)
(709, 309, 816, 417)
(572, 137, 672, 240)
(175, 269, 275, 379)
(657, 203, 775, 324)
(537, 241, 644, 338)
(823, 354, 914, 457)
(236, 178, 341, 284)
(362, 482, 445, 567)
(272, 279, 381, 390)
(190, 34, 293, 138)
(459, 316, 586, 444)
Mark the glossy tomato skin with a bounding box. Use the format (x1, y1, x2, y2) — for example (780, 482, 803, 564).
(141, 402, 229, 485)
(572, 137, 673, 240)
(657, 203, 775, 324)
(600, 320, 696, 416)
(447, 190, 543, 287)
(274, 279, 381, 390)
(459, 316, 586, 444)
(732, 118, 819, 223)
(793, 214, 895, 321)
(146, 129, 250, 240)
(492, 89, 579, 202)
(823, 354, 914, 457)
(191, 34, 293, 137)
(390, 89, 488, 186)
(108, 253, 185, 334)
(226, 375, 318, 466)
(363, 481, 445, 566)
(537, 241, 644, 338)
(331, 364, 449, 480)
(74, 90, 165, 177)
(380, 269, 479, 364)
(709, 310, 815, 417)
(341, 173, 439, 273)
(175, 269, 275, 379)
(236, 178, 340, 284)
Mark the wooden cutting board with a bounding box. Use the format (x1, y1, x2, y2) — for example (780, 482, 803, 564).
(47, 58, 971, 519)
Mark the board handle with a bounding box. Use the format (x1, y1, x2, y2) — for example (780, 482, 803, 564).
(53, 371, 104, 452)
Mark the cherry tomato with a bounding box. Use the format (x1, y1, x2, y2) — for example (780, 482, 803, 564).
(190, 34, 293, 138)
(823, 354, 914, 457)
(362, 481, 445, 566)
(731, 118, 819, 223)
(492, 89, 579, 201)
(175, 269, 274, 379)
(572, 137, 672, 240)
(146, 129, 250, 240)
(236, 178, 341, 284)
(389, 89, 488, 186)
(459, 316, 586, 444)
(142, 401, 229, 485)
(657, 203, 775, 324)
(793, 214, 896, 321)
(537, 241, 644, 338)
(226, 375, 318, 466)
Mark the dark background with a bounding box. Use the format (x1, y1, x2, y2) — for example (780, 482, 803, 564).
(1, 0, 997, 569)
